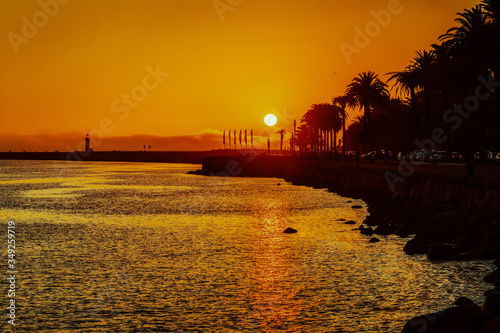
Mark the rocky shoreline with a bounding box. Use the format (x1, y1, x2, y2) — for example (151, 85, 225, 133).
(285, 173, 500, 333)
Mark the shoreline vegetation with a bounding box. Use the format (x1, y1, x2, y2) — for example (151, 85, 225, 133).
(192, 154, 500, 332)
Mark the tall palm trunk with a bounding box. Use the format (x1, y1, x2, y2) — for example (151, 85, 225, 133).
(330, 129, 332, 153)
(364, 103, 371, 126)
(424, 88, 432, 133)
(363, 103, 370, 152)
(325, 129, 328, 153)
(410, 87, 417, 115)
(342, 112, 346, 155)
(333, 129, 337, 156)
(479, 101, 487, 162)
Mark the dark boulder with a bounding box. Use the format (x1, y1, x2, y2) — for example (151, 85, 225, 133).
(435, 202, 460, 212)
(491, 220, 500, 231)
(494, 256, 500, 267)
(400, 305, 483, 333)
(404, 237, 430, 255)
(484, 269, 499, 286)
(374, 224, 395, 236)
(481, 229, 500, 250)
(395, 222, 417, 237)
(344, 220, 356, 225)
(481, 317, 500, 332)
(493, 244, 500, 256)
(338, 218, 346, 221)
(426, 243, 458, 261)
(351, 205, 363, 209)
(484, 288, 500, 297)
(469, 246, 496, 260)
(369, 237, 380, 243)
(453, 234, 480, 253)
(360, 227, 374, 236)
(283, 227, 298, 234)
(454, 297, 475, 307)
(417, 226, 442, 242)
(482, 290, 500, 317)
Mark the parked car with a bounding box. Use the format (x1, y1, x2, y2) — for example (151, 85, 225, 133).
(451, 152, 462, 161)
(361, 151, 376, 159)
(430, 151, 447, 163)
(474, 151, 491, 161)
(415, 150, 433, 162)
(487, 152, 499, 162)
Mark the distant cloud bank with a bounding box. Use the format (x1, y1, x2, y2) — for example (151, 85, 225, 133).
(0, 130, 269, 152)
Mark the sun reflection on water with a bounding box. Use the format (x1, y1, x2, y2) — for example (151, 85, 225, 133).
(244, 200, 305, 331)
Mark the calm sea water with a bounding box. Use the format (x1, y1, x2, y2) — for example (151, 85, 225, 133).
(0, 160, 494, 332)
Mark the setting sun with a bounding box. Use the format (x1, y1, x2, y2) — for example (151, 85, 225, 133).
(264, 114, 278, 127)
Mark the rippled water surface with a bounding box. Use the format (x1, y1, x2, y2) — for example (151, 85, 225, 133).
(0, 160, 494, 332)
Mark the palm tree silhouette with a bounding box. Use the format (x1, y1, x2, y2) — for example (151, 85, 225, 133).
(482, 0, 500, 151)
(277, 129, 286, 151)
(440, 5, 490, 160)
(326, 104, 343, 155)
(302, 104, 326, 153)
(333, 95, 349, 155)
(345, 71, 388, 129)
(301, 103, 343, 154)
(295, 123, 314, 153)
(386, 66, 418, 114)
(409, 50, 436, 132)
(345, 71, 388, 151)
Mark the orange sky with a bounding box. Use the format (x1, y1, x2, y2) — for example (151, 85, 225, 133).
(0, 0, 479, 151)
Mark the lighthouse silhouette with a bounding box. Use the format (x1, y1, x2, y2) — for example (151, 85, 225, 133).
(85, 134, 90, 152)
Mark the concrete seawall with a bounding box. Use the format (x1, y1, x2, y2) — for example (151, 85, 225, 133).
(199, 155, 302, 178)
(199, 156, 500, 209)
(292, 161, 500, 209)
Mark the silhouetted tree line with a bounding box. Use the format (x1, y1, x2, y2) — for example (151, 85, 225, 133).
(296, 0, 499, 160)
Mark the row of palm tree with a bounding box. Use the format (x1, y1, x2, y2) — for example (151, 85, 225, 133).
(297, 0, 499, 160)
(296, 71, 388, 154)
(385, 0, 499, 160)
(295, 102, 346, 154)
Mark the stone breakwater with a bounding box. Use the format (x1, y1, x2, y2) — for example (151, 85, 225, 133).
(195, 156, 500, 332)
